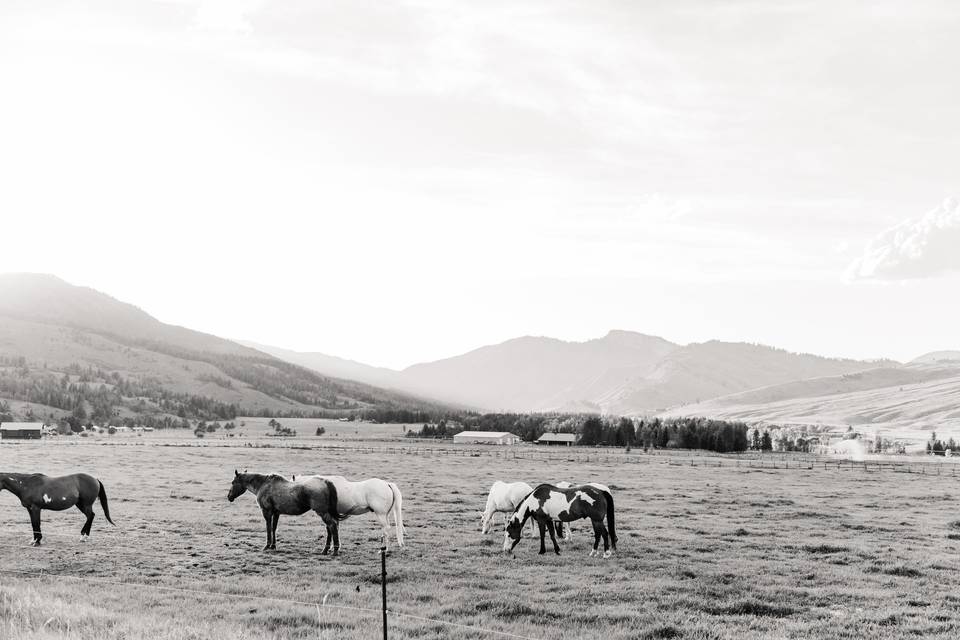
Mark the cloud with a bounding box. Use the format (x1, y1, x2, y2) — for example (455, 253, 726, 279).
(848, 197, 960, 280)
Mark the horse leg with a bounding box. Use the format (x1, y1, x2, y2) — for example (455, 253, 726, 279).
(320, 523, 332, 555)
(319, 513, 338, 556)
(261, 509, 272, 551)
(537, 519, 547, 555)
(589, 519, 602, 557)
(28, 507, 42, 546)
(546, 520, 561, 555)
(600, 522, 611, 559)
(556, 520, 566, 541)
(76, 503, 95, 539)
(270, 512, 280, 550)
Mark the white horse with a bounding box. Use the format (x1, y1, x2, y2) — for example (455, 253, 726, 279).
(301, 475, 404, 549)
(479, 481, 534, 534)
(553, 482, 612, 541)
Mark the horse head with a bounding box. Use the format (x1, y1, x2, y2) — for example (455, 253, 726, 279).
(227, 470, 247, 502)
(503, 513, 524, 553)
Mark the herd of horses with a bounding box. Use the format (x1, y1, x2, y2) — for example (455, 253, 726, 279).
(0, 471, 617, 558)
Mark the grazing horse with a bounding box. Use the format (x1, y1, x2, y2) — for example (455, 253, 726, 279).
(227, 471, 344, 553)
(553, 481, 612, 541)
(0, 473, 114, 545)
(503, 484, 617, 558)
(479, 481, 534, 535)
(300, 475, 404, 549)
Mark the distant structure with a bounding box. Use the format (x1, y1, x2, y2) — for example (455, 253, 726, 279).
(536, 433, 577, 446)
(0, 422, 44, 440)
(452, 431, 521, 445)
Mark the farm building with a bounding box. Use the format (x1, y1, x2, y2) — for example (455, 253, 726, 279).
(0, 422, 44, 440)
(536, 433, 578, 446)
(452, 431, 521, 445)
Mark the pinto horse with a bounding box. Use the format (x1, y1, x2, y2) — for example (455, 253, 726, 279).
(300, 475, 405, 549)
(227, 471, 344, 553)
(0, 473, 114, 545)
(553, 481, 612, 541)
(503, 484, 617, 558)
(479, 481, 534, 535)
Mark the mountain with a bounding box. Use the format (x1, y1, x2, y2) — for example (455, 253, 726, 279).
(399, 331, 680, 411)
(0, 274, 447, 423)
(253, 330, 885, 415)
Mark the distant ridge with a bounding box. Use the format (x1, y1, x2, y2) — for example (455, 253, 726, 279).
(255, 330, 889, 414)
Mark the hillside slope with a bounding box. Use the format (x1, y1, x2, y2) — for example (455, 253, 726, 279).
(659, 363, 960, 437)
(0, 274, 446, 423)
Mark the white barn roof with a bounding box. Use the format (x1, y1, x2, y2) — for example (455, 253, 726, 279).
(0, 422, 44, 431)
(455, 431, 515, 438)
(537, 433, 577, 442)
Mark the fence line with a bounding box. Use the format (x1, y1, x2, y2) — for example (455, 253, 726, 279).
(0, 567, 546, 640)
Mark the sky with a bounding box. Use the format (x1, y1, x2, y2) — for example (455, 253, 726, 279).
(1, 0, 959, 369)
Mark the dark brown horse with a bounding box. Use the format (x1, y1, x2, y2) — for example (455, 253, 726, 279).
(227, 471, 344, 553)
(0, 473, 114, 545)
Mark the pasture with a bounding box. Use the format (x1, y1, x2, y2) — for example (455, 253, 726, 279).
(2, 439, 960, 639)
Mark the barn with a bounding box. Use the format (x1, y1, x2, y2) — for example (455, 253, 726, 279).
(452, 431, 521, 445)
(0, 422, 44, 440)
(536, 433, 578, 446)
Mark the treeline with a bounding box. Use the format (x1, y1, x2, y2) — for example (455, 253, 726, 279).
(407, 413, 750, 453)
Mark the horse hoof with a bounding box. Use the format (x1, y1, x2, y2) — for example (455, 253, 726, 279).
(554, 550, 560, 556)
(588, 550, 596, 557)
(603, 551, 612, 559)
(32, 541, 41, 547)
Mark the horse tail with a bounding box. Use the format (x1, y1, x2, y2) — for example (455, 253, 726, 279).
(603, 490, 616, 549)
(389, 482, 404, 547)
(325, 481, 347, 521)
(98, 481, 115, 525)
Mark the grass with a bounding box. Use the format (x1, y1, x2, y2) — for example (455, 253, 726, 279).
(2, 437, 960, 639)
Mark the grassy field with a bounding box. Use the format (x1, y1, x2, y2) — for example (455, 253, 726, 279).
(2, 437, 960, 639)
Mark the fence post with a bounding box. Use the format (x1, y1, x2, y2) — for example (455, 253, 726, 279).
(380, 546, 388, 640)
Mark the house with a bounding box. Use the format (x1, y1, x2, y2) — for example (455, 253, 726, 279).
(0, 422, 44, 440)
(452, 431, 521, 445)
(536, 433, 578, 446)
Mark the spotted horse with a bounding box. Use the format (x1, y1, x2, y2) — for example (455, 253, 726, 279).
(0, 473, 114, 545)
(503, 483, 617, 558)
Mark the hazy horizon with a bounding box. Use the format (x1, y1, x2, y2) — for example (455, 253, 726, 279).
(3, 2, 959, 369)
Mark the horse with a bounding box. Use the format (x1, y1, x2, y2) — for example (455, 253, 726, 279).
(479, 481, 534, 535)
(503, 483, 617, 558)
(227, 471, 344, 553)
(552, 481, 612, 541)
(0, 473, 114, 545)
(298, 475, 404, 549)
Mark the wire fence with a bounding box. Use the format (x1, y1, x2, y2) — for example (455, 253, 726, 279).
(8, 436, 960, 474)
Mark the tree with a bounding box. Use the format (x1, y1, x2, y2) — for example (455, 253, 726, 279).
(580, 417, 605, 446)
(760, 430, 773, 452)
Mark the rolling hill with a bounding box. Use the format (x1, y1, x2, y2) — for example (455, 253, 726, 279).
(0, 273, 448, 423)
(660, 362, 960, 438)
